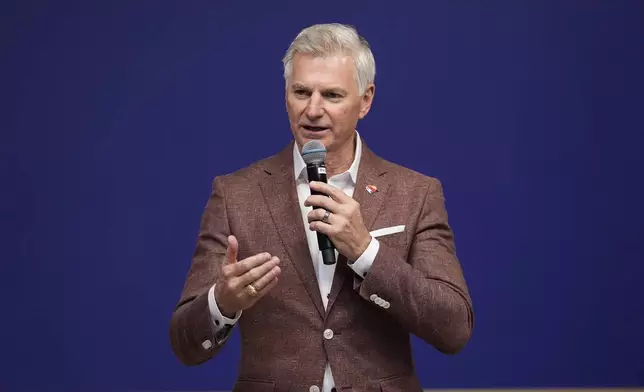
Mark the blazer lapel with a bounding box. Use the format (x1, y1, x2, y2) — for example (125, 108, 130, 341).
(352, 144, 390, 233)
(258, 143, 325, 318)
(326, 141, 389, 313)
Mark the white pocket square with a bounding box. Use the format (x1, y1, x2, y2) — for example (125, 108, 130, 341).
(369, 225, 405, 238)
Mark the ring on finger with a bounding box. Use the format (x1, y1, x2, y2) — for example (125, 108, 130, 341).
(322, 210, 331, 224)
(244, 284, 259, 297)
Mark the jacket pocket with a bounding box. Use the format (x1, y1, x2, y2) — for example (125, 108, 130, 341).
(233, 379, 275, 392)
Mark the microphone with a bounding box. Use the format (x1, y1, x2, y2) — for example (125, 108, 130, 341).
(301, 140, 336, 265)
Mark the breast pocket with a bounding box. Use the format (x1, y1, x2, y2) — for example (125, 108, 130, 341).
(370, 225, 408, 250)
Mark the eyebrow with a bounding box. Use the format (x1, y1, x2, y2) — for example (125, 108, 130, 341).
(290, 83, 348, 95)
(291, 83, 308, 90)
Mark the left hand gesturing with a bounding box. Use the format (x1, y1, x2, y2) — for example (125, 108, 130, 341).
(305, 181, 372, 261)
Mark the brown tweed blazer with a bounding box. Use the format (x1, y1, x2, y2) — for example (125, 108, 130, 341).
(170, 139, 474, 392)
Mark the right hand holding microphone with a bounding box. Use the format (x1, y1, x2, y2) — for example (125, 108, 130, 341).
(214, 235, 281, 317)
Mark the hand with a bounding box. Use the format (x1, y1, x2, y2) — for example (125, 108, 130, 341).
(305, 181, 372, 261)
(214, 235, 281, 317)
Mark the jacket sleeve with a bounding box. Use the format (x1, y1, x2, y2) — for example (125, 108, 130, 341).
(352, 178, 474, 354)
(169, 176, 236, 365)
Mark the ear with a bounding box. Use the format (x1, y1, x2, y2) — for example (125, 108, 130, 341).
(284, 82, 291, 112)
(358, 84, 375, 120)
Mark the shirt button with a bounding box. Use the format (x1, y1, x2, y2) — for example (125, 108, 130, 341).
(323, 329, 334, 340)
(309, 386, 320, 392)
(201, 340, 212, 350)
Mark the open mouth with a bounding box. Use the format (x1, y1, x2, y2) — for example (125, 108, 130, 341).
(302, 125, 329, 132)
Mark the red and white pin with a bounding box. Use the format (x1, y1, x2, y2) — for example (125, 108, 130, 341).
(366, 184, 378, 194)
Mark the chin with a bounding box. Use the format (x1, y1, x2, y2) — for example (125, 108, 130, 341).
(297, 130, 333, 148)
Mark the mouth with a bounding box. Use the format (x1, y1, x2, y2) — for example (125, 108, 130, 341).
(301, 125, 330, 133)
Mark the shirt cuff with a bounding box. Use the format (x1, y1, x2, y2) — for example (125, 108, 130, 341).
(348, 237, 379, 279)
(208, 284, 242, 334)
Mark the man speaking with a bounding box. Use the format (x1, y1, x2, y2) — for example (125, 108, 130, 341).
(170, 23, 474, 392)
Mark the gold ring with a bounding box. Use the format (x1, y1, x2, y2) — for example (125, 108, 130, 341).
(244, 284, 258, 297)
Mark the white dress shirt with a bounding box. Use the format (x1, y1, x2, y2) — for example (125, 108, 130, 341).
(207, 132, 380, 391)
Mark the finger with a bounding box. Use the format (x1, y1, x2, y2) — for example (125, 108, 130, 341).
(224, 235, 238, 264)
(249, 265, 281, 292)
(307, 208, 336, 224)
(223, 252, 272, 278)
(309, 220, 334, 236)
(304, 195, 339, 212)
(234, 256, 280, 288)
(309, 181, 349, 202)
(253, 276, 280, 300)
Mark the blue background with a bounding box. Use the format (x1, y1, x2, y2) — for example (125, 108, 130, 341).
(2, 1, 643, 391)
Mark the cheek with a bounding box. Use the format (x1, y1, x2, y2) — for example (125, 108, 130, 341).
(287, 100, 305, 117)
(328, 105, 356, 127)
(329, 106, 349, 122)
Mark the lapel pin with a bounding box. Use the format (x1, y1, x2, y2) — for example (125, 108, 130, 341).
(366, 184, 378, 194)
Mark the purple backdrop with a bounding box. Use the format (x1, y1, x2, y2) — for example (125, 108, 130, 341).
(2, 1, 643, 391)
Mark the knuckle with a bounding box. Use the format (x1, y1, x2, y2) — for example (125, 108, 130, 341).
(234, 260, 246, 273)
(222, 266, 233, 278)
(249, 269, 262, 281)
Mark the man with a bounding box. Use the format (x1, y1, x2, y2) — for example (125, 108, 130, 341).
(170, 23, 474, 392)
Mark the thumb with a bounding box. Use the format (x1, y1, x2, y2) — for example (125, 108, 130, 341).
(225, 235, 238, 264)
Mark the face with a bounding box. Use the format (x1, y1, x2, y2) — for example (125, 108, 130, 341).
(285, 53, 374, 154)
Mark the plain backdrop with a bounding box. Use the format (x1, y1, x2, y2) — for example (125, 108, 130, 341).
(1, 1, 643, 391)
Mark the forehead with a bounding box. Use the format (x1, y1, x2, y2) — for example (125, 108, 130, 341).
(290, 53, 356, 90)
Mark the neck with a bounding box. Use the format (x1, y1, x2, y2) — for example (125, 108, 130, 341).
(325, 134, 356, 177)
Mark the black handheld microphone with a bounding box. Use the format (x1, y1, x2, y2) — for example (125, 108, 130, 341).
(301, 140, 336, 265)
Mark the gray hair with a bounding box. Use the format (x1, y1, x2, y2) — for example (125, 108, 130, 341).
(282, 23, 376, 95)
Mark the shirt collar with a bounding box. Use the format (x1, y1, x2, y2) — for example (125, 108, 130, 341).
(293, 131, 362, 184)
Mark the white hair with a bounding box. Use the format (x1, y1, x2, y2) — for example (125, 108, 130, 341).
(282, 23, 376, 95)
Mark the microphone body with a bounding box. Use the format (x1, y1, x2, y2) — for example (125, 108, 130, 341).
(301, 140, 336, 265)
(306, 162, 336, 265)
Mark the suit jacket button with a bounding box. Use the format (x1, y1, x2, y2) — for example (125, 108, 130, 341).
(309, 386, 320, 392)
(201, 340, 212, 350)
(323, 329, 334, 340)
(370, 294, 378, 301)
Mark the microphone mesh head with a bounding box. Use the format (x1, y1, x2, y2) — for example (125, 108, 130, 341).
(301, 140, 326, 165)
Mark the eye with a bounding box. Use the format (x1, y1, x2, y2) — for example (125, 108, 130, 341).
(294, 89, 310, 98)
(324, 92, 342, 100)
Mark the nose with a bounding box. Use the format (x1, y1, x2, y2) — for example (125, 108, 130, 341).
(305, 92, 324, 119)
